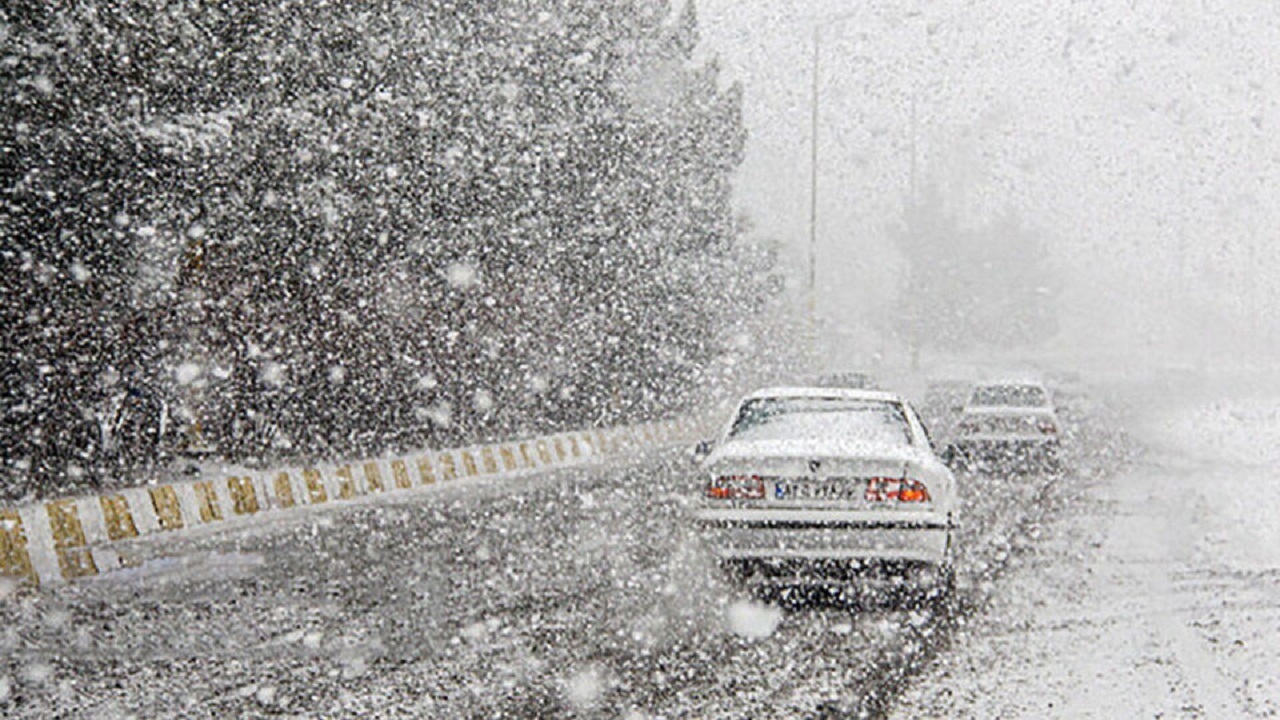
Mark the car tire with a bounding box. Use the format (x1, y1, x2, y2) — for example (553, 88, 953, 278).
(1039, 445, 1064, 475)
(925, 563, 957, 613)
(926, 527, 958, 611)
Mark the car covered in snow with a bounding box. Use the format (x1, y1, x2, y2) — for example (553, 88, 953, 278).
(691, 387, 957, 601)
(947, 379, 1062, 472)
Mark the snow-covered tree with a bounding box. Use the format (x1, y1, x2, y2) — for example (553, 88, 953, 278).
(2, 0, 752, 491)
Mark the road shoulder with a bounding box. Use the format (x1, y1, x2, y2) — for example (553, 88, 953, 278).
(893, 399, 1280, 719)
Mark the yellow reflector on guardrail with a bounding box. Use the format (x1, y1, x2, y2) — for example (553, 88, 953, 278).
(417, 457, 436, 485)
(363, 463, 385, 493)
(100, 495, 139, 541)
(227, 476, 259, 515)
(460, 452, 479, 477)
(336, 466, 358, 500)
(391, 460, 412, 489)
(0, 510, 35, 584)
(150, 486, 184, 530)
(303, 469, 327, 504)
(193, 481, 223, 523)
(438, 453, 458, 481)
(274, 472, 296, 508)
(481, 448, 499, 474)
(46, 500, 97, 579)
(500, 447, 518, 471)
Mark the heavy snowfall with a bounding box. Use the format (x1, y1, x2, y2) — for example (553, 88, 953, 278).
(2, 1, 1279, 717)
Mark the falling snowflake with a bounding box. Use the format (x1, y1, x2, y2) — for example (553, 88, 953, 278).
(259, 362, 287, 388)
(444, 261, 481, 290)
(174, 362, 203, 385)
(725, 601, 781, 640)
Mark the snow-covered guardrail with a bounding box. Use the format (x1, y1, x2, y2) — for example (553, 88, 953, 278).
(0, 418, 701, 588)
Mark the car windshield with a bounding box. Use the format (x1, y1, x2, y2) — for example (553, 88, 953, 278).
(728, 397, 912, 446)
(970, 385, 1049, 408)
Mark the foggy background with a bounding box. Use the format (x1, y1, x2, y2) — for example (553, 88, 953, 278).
(699, 0, 1280, 370)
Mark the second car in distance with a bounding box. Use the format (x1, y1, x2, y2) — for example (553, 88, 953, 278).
(947, 379, 1063, 473)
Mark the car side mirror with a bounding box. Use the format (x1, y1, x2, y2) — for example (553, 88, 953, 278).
(940, 444, 957, 466)
(691, 439, 714, 464)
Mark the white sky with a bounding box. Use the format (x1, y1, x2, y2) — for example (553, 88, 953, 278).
(696, 0, 1280, 363)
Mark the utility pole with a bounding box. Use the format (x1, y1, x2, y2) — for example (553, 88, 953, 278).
(803, 9, 921, 363)
(908, 90, 921, 371)
(808, 23, 821, 352)
(910, 91, 918, 206)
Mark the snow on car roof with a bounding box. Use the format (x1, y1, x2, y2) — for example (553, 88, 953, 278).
(744, 386, 903, 403)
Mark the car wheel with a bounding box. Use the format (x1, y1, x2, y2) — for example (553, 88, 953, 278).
(926, 528, 958, 611)
(925, 563, 957, 613)
(1040, 446, 1064, 475)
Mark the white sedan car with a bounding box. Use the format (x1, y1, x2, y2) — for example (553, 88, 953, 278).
(947, 379, 1062, 472)
(692, 387, 957, 600)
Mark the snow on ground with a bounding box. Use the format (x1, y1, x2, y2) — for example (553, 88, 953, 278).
(894, 385, 1280, 718)
(1151, 395, 1280, 466)
(0, 391, 1126, 717)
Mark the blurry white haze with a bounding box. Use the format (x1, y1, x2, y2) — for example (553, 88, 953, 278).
(700, 0, 1280, 370)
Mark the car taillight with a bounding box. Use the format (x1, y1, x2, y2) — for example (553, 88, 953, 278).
(1037, 419, 1057, 435)
(865, 477, 931, 503)
(706, 475, 765, 500)
(897, 479, 932, 502)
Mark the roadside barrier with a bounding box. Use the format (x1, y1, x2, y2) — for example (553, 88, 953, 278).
(0, 417, 703, 587)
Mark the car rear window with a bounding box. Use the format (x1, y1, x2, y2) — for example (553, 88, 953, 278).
(970, 384, 1048, 408)
(727, 397, 912, 445)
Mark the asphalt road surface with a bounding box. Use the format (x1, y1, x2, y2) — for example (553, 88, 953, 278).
(0, 395, 1125, 718)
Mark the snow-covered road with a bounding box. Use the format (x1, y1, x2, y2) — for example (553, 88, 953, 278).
(895, 390, 1280, 718)
(0, 394, 1125, 717)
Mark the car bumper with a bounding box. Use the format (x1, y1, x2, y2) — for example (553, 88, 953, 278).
(952, 438, 1059, 463)
(692, 508, 953, 571)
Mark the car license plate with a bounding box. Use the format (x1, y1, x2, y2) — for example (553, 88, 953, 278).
(774, 480, 861, 501)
